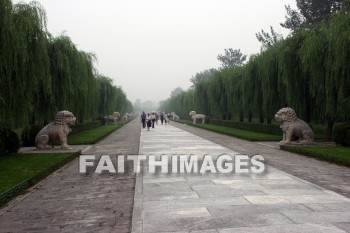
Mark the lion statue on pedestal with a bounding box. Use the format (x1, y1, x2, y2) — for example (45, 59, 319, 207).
(104, 112, 120, 125)
(189, 111, 205, 124)
(35, 111, 76, 149)
(171, 112, 180, 120)
(275, 107, 314, 144)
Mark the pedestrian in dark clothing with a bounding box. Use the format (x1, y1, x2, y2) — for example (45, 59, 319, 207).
(141, 111, 147, 128)
(160, 112, 164, 125)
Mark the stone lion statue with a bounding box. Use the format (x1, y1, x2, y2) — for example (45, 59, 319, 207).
(35, 110, 76, 149)
(189, 111, 205, 124)
(122, 113, 131, 120)
(275, 107, 314, 144)
(171, 112, 180, 120)
(104, 112, 120, 125)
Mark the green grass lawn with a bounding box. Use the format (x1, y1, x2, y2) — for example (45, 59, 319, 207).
(281, 145, 350, 167)
(174, 119, 282, 141)
(0, 153, 75, 193)
(67, 122, 125, 145)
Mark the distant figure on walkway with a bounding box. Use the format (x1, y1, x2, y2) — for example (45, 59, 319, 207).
(146, 113, 152, 131)
(164, 112, 170, 125)
(140, 111, 147, 128)
(151, 112, 156, 128)
(160, 112, 164, 125)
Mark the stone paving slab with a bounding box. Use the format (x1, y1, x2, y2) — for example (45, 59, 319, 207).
(0, 118, 140, 233)
(172, 121, 350, 198)
(132, 123, 350, 233)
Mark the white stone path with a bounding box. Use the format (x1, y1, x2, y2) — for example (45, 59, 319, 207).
(132, 123, 350, 233)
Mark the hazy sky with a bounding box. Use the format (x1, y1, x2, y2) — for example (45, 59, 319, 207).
(14, 0, 297, 103)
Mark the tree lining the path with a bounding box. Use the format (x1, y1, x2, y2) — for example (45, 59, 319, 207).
(160, 2, 350, 140)
(0, 0, 133, 128)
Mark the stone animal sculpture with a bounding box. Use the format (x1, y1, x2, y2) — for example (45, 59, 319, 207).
(171, 112, 180, 120)
(274, 107, 314, 144)
(35, 110, 76, 149)
(104, 112, 120, 125)
(189, 111, 205, 124)
(122, 113, 131, 120)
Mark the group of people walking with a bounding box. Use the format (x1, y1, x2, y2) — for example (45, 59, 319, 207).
(140, 111, 171, 131)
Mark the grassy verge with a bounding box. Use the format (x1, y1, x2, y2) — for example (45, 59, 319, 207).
(280, 145, 350, 167)
(67, 120, 130, 145)
(0, 152, 78, 205)
(174, 120, 281, 141)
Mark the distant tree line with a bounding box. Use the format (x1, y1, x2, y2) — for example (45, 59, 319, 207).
(160, 1, 350, 140)
(0, 1, 132, 128)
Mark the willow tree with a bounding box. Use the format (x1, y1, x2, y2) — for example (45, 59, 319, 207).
(277, 34, 313, 122)
(223, 67, 244, 121)
(0, 0, 14, 124)
(73, 51, 98, 122)
(194, 79, 210, 115)
(243, 55, 263, 122)
(299, 23, 328, 124)
(96, 75, 117, 117)
(258, 45, 286, 123)
(324, 10, 350, 138)
(1, 1, 51, 126)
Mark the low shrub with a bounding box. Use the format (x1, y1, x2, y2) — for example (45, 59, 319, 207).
(21, 124, 43, 147)
(0, 127, 20, 154)
(210, 119, 281, 135)
(333, 122, 350, 146)
(70, 120, 103, 134)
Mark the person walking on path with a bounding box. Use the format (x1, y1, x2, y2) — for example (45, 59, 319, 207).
(146, 113, 152, 131)
(160, 112, 164, 125)
(164, 112, 170, 125)
(140, 111, 147, 128)
(151, 112, 156, 128)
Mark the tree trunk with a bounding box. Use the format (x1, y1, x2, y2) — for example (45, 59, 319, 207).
(248, 112, 252, 122)
(267, 117, 272, 124)
(326, 118, 334, 141)
(259, 115, 264, 124)
(239, 111, 244, 122)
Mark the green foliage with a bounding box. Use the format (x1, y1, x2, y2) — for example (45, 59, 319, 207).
(0, 1, 132, 129)
(280, 145, 350, 167)
(70, 120, 104, 134)
(21, 124, 42, 147)
(217, 48, 247, 68)
(0, 152, 77, 205)
(185, 123, 282, 141)
(0, 127, 20, 154)
(333, 123, 350, 146)
(209, 119, 281, 136)
(68, 122, 127, 145)
(160, 7, 350, 140)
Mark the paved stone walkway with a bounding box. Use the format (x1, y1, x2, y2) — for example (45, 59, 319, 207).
(0, 118, 140, 233)
(172, 121, 350, 199)
(132, 123, 350, 233)
(1, 119, 350, 232)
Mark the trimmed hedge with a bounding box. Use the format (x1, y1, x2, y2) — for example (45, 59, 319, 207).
(0, 127, 20, 155)
(333, 122, 350, 146)
(70, 120, 104, 134)
(21, 124, 42, 147)
(209, 119, 281, 135)
(280, 145, 350, 167)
